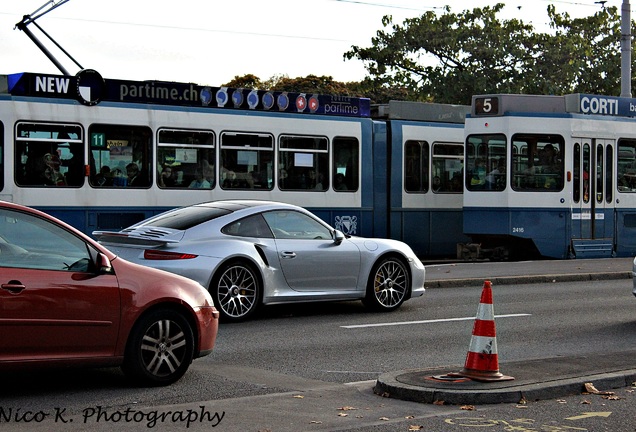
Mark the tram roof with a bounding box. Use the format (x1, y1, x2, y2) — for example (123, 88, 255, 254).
(372, 100, 469, 124)
(471, 93, 636, 119)
(1, 70, 371, 118)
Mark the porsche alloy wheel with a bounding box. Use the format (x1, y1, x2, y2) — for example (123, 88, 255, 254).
(364, 257, 409, 311)
(213, 262, 261, 322)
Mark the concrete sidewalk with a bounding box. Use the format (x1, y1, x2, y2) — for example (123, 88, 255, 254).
(425, 257, 633, 288)
(374, 257, 636, 405)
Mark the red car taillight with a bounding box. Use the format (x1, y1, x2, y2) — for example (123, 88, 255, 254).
(143, 249, 198, 260)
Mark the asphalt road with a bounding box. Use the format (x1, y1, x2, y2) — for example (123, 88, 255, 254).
(1, 274, 635, 431)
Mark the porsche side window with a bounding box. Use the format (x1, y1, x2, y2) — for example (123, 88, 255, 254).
(222, 215, 273, 238)
(262, 211, 332, 240)
(0, 209, 91, 271)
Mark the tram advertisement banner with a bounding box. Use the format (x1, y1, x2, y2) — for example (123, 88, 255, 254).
(7, 70, 370, 118)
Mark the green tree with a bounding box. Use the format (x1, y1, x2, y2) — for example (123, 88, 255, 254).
(223, 74, 380, 100)
(223, 74, 264, 89)
(535, 5, 626, 96)
(345, 3, 634, 104)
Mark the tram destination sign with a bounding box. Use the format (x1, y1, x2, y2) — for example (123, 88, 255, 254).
(6, 70, 371, 118)
(565, 93, 636, 118)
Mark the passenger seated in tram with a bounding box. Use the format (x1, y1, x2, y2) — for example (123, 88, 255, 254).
(126, 163, 141, 186)
(43, 153, 66, 186)
(222, 170, 238, 188)
(158, 165, 176, 187)
(94, 165, 113, 186)
(334, 173, 347, 190)
(61, 143, 84, 186)
(189, 169, 211, 188)
(278, 168, 288, 189)
(469, 158, 486, 187)
(538, 144, 559, 174)
(485, 159, 505, 190)
(450, 173, 463, 192)
(432, 176, 442, 192)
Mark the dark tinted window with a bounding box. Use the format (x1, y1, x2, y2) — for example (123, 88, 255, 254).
(139, 207, 231, 230)
(222, 214, 273, 238)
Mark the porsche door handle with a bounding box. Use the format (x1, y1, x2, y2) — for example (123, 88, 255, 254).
(280, 251, 297, 259)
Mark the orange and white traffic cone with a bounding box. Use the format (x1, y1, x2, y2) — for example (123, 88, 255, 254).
(449, 280, 514, 382)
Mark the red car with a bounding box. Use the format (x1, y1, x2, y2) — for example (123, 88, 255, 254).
(0, 201, 219, 386)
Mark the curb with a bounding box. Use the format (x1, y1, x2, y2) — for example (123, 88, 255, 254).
(374, 369, 636, 405)
(427, 271, 633, 288)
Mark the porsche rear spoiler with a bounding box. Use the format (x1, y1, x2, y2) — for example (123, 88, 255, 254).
(93, 230, 181, 248)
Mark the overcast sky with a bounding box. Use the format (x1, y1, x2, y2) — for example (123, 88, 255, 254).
(0, 0, 619, 86)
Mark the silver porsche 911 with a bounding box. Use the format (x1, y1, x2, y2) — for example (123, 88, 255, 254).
(94, 200, 425, 322)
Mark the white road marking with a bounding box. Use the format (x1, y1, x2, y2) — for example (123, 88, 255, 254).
(340, 313, 531, 329)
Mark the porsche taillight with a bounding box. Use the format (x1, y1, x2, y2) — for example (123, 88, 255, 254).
(143, 249, 198, 260)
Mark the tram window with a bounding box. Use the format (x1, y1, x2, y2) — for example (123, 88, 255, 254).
(596, 144, 604, 203)
(465, 134, 506, 192)
(573, 143, 581, 202)
(333, 137, 358, 192)
(510, 134, 564, 192)
(617, 139, 636, 192)
(606, 145, 613, 203)
(0, 122, 3, 191)
(404, 140, 429, 193)
(432, 143, 463, 193)
(279, 135, 328, 191)
(15, 122, 84, 188)
(88, 124, 152, 188)
(583, 143, 591, 203)
(157, 129, 215, 189)
(221, 132, 273, 190)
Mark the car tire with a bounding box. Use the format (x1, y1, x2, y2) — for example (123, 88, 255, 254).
(122, 309, 195, 386)
(363, 256, 409, 311)
(212, 261, 262, 322)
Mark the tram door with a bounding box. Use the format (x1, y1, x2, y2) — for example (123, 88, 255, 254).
(571, 138, 615, 252)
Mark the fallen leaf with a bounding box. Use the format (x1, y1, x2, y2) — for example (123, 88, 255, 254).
(581, 400, 592, 404)
(584, 382, 615, 396)
(405, 415, 415, 419)
(557, 399, 567, 404)
(518, 397, 527, 405)
(338, 413, 348, 417)
(515, 405, 528, 409)
(460, 405, 475, 411)
(408, 426, 424, 431)
(293, 395, 304, 399)
(379, 416, 390, 421)
(338, 406, 357, 411)
(602, 395, 621, 400)
(433, 400, 445, 406)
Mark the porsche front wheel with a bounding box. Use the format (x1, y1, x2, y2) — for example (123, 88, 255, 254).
(363, 257, 409, 311)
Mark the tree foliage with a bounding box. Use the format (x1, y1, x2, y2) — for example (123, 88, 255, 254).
(225, 4, 634, 105)
(345, 3, 633, 104)
(224, 74, 365, 96)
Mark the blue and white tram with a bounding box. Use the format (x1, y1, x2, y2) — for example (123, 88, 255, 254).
(463, 93, 636, 259)
(0, 70, 468, 257)
(376, 101, 470, 257)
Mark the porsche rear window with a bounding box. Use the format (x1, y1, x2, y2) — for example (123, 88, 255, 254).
(141, 207, 232, 230)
